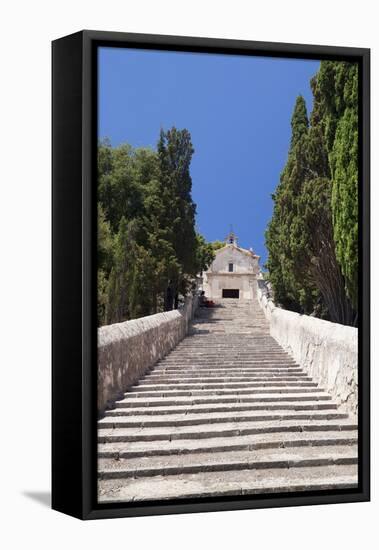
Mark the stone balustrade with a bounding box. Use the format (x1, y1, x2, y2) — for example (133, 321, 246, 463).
(256, 280, 358, 416)
(97, 296, 198, 415)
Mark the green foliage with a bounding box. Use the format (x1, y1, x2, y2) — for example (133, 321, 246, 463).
(97, 129, 213, 326)
(266, 61, 358, 326)
(266, 96, 318, 314)
(211, 240, 226, 251)
(105, 217, 137, 323)
(331, 107, 358, 310)
(98, 204, 114, 273)
(308, 61, 358, 314)
(320, 63, 358, 310)
(97, 204, 114, 323)
(291, 96, 309, 147)
(195, 234, 215, 274)
(156, 128, 198, 304)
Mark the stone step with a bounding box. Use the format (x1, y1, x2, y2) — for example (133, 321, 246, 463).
(144, 379, 316, 387)
(98, 445, 357, 479)
(149, 375, 308, 382)
(157, 362, 298, 368)
(178, 338, 279, 342)
(105, 401, 337, 417)
(125, 386, 325, 398)
(158, 362, 296, 368)
(169, 352, 287, 355)
(181, 344, 279, 349)
(177, 337, 278, 340)
(195, 316, 266, 319)
(171, 343, 285, 347)
(98, 409, 348, 429)
(178, 342, 280, 346)
(97, 295, 358, 502)
(150, 366, 299, 374)
(132, 380, 311, 391)
(163, 352, 292, 357)
(168, 347, 288, 351)
(98, 419, 357, 443)
(98, 464, 358, 502)
(125, 384, 323, 398)
(159, 358, 296, 364)
(98, 429, 358, 458)
(114, 393, 330, 408)
(146, 369, 311, 377)
(163, 348, 290, 354)
(148, 367, 305, 374)
(157, 357, 297, 362)
(175, 343, 283, 347)
(197, 314, 267, 317)
(164, 362, 292, 367)
(153, 370, 305, 377)
(180, 334, 277, 338)
(172, 341, 282, 344)
(173, 357, 286, 361)
(142, 376, 317, 385)
(148, 370, 311, 379)
(182, 347, 278, 351)
(153, 367, 306, 374)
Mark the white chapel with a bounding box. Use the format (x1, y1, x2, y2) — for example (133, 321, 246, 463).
(202, 231, 261, 300)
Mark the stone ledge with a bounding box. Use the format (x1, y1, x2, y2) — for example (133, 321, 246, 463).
(257, 281, 358, 416)
(97, 296, 197, 415)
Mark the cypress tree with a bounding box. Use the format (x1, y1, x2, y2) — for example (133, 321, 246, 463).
(157, 128, 198, 309)
(331, 64, 358, 312)
(308, 62, 358, 314)
(266, 96, 318, 314)
(266, 63, 358, 326)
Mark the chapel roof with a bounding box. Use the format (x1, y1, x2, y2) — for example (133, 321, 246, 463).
(215, 243, 260, 259)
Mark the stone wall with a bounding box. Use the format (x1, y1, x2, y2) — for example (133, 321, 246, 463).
(202, 244, 259, 300)
(256, 281, 358, 416)
(209, 245, 259, 274)
(97, 296, 198, 415)
(204, 272, 257, 300)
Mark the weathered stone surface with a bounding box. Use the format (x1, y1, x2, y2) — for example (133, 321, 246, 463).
(202, 236, 260, 300)
(98, 444, 357, 479)
(256, 281, 358, 416)
(98, 464, 358, 502)
(97, 296, 197, 414)
(98, 429, 358, 459)
(98, 418, 357, 444)
(98, 298, 358, 502)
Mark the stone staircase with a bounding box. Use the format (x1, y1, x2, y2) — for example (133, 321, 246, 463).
(98, 298, 358, 502)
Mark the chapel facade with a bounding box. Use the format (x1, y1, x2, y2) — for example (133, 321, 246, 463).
(202, 231, 261, 300)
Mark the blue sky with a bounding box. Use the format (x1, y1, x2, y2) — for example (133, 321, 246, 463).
(98, 47, 319, 267)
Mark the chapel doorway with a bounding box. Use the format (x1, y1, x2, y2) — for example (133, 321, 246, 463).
(222, 289, 240, 299)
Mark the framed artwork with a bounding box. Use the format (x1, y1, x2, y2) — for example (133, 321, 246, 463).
(52, 30, 370, 520)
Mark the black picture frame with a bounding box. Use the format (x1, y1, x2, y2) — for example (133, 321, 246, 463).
(52, 30, 370, 520)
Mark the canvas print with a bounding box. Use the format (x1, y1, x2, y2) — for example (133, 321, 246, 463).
(96, 48, 359, 503)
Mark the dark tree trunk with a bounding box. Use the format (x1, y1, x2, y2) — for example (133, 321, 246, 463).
(310, 216, 357, 327)
(164, 285, 174, 311)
